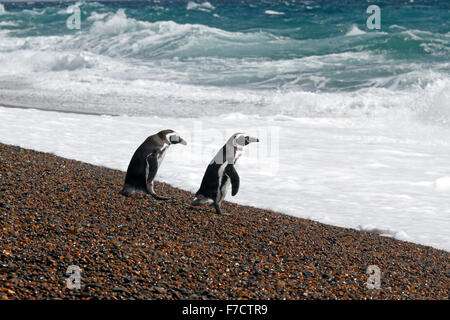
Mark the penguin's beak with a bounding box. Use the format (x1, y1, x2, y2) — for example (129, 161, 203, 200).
(170, 135, 187, 145)
(245, 136, 259, 145)
(179, 137, 187, 145)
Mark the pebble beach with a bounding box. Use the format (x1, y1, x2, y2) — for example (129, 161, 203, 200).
(0, 143, 448, 300)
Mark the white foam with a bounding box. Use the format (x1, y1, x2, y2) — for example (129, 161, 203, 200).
(90, 8, 138, 35)
(265, 10, 285, 15)
(434, 177, 450, 192)
(186, 1, 215, 12)
(346, 25, 366, 36)
(389, 24, 407, 30)
(87, 11, 108, 22)
(0, 21, 17, 27)
(358, 225, 411, 241)
(22, 8, 46, 16)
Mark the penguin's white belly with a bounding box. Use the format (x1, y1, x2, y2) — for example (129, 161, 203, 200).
(157, 149, 167, 166)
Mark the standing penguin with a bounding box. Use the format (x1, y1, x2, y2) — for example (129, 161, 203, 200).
(192, 133, 259, 215)
(120, 129, 187, 200)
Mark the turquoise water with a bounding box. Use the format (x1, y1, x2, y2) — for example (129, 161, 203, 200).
(0, 0, 448, 117)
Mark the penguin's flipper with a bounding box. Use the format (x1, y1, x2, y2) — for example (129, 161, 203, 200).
(225, 164, 240, 196)
(145, 152, 158, 183)
(145, 152, 170, 200)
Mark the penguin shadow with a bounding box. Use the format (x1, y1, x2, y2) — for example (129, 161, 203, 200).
(144, 193, 186, 206)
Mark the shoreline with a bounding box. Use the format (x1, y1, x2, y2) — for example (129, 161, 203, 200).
(0, 142, 448, 299)
(2, 104, 449, 252)
(0, 103, 120, 117)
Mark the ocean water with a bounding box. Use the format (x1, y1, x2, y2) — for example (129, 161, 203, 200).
(0, 0, 449, 251)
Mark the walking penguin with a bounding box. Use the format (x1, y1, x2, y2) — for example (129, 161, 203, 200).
(120, 129, 187, 200)
(192, 133, 259, 215)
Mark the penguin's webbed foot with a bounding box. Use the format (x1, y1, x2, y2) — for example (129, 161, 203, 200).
(119, 185, 136, 197)
(192, 197, 213, 206)
(146, 183, 170, 200)
(214, 202, 233, 216)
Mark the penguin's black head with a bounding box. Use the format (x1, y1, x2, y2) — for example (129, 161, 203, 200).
(169, 134, 187, 145)
(158, 129, 187, 146)
(233, 133, 259, 147)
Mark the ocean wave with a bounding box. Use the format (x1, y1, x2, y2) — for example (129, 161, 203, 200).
(15, 9, 434, 62)
(1, 12, 448, 99)
(86, 9, 275, 42)
(0, 49, 96, 72)
(186, 1, 215, 12)
(345, 25, 366, 36)
(0, 1, 448, 123)
(87, 11, 109, 22)
(74, 10, 285, 59)
(414, 78, 450, 126)
(1, 59, 448, 123)
(1, 8, 448, 94)
(50, 53, 94, 71)
(0, 21, 18, 27)
(3, 7, 448, 62)
(264, 10, 285, 15)
(21, 8, 47, 16)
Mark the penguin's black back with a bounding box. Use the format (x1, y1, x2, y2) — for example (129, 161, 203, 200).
(196, 163, 222, 199)
(123, 142, 153, 192)
(196, 142, 238, 199)
(122, 130, 173, 194)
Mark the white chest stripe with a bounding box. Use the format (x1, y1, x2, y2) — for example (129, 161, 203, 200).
(216, 161, 228, 202)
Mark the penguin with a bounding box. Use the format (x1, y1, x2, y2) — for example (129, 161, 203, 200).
(192, 133, 259, 215)
(120, 129, 187, 200)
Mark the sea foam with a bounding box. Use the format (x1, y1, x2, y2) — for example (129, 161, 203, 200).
(186, 1, 215, 12)
(345, 25, 366, 36)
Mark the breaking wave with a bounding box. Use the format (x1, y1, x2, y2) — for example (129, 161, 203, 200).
(0, 1, 448, 124)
